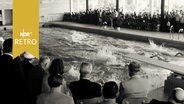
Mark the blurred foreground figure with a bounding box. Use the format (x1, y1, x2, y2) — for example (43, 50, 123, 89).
(149, 87, 184, 104)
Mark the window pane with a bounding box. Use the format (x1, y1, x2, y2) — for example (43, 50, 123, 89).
(89, 0, 116, 10)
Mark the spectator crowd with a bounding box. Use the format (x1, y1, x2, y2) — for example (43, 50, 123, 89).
(63, 9, 184, 33)
(1, 37, 184, 104)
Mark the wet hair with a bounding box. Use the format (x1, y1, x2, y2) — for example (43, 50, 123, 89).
(3, 38, 12, 53)
(49, 58, 64, 75)
(128, 61, 141, 76)
(48, 74, 63, 88)
(103, 81, 118, 99)
(80, 62, 92, 78)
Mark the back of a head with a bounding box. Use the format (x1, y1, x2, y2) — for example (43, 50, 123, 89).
(48, 74, 63, 88)
(169, 87, 184, 103)
(49, 58, 64, 75)
(128, 61, 141, 76)
(103, 81, 118, 99)
(80, 62, 92, 78)
(3, 38, 12, 53)
(39, 56, 50, 70)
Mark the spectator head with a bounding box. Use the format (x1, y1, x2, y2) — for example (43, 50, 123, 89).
(39, 56, 50, 70)
(48, 74, 63, 88)
(3, 38, 12, 53)
(169, 87, 184, 104)
(103, 81, 118, 99)
(128, 61, 141, 77)
(80, 62, 92, 79)
(20, 51, 35, 63)
(49, 58, 64, 76)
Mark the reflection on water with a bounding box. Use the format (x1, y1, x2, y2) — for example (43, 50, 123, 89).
(40, 28, 183, 90)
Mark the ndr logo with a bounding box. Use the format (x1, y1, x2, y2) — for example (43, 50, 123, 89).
(20, 29, 32, 38)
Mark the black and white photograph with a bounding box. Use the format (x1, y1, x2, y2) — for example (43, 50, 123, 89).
(0, 0, 184, 104)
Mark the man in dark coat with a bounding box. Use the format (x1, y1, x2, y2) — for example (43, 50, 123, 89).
(69, 62, 102, 103)
(0, 38, 26, 104)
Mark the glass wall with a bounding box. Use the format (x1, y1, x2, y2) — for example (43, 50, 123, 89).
(72, 0, 184, 14)
(72, 0, 86, 12)
(119, 0, 161, 14)
(88, 0, 116, 10)
(165, 0, 184, 12)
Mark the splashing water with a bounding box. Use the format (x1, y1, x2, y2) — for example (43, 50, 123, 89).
(96, 45, 121, 65)
(148, 40, 176, 56)
(71, 31, 87, 43)
(149, 40, 167, 52)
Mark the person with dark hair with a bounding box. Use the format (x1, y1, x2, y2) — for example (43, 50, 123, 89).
(101, 81, 118, 104)
(37, 75, 74, 104)
(0, 38, 14, 103)
(148, 87, 184, 104)
(42, 58, 68, 95)
(2, 38, 12, 53)
(117, 61, 150, 104)
(69, 62, 102, 103)
(27, 56, 50, 104)
(48, 58, 64, 75)
(0, 38, 26, 104)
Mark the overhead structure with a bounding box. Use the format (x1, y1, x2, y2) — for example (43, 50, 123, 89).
(160, 0, 165, 32)
(86, 0, 89, 11)
(70, 0, 73, 13)
(116, 0, 119, 12)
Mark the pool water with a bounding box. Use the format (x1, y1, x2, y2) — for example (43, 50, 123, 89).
(39, 27, 184, 90)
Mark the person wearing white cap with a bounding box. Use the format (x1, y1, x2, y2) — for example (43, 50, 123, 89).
(148, 87, 184, 104)
(13, 51, 36, 103)
(19, 51, 35, 79)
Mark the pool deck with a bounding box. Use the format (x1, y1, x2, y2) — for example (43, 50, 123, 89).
(46, 22, 183, 41)
(46, 22, 184, 50)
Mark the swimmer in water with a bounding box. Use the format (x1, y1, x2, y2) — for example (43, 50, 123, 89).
(175, 52, 184, 57)
(150, 52, 169, 62)
(136, 50, 145, 56)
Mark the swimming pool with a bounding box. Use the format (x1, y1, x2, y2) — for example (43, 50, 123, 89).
(39, 27, 184, 90)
